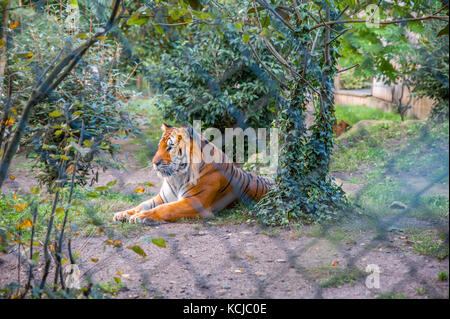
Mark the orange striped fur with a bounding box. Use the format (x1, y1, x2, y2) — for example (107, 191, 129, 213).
(112, 123, 273, 224)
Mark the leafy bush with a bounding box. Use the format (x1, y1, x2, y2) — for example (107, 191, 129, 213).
(2, 3, 133, 189)
(151, 23, 279, 131)
(339, 68, 371, 90)
(409, 21, 449, 122)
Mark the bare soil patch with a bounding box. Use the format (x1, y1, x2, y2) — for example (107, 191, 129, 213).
(1, 143, 448, 299)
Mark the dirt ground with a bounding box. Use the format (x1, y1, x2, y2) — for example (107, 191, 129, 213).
(0, 142, 449, 299)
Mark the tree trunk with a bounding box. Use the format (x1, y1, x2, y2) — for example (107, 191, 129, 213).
(0, 0, 10, 84)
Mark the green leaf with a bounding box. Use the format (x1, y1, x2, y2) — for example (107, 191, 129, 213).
(49, 110, 63, 117)
(260, 16, 270, 28)
(242, 33, 250, 43)
(437, 24, 449, 37)
(106, 180, 117, 187)
(154, 25, 164, 34)
(248, 6, 263, 14)
(86, 191, 100, 198)
(127, 15, 149, 26)
(69, 0, 78, 8)
(151, 238, 167, 248)
(187, 0, 202, 10)
(128, 245, 147, 258)
(32, 251, 40, 262)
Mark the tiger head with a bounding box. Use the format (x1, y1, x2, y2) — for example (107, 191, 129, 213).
(152, 123, 202, 184)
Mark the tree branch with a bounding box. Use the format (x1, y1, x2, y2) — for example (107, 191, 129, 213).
(0, 0, 122, 190)
(309, 14, 449, 31)
(337, 63, 359, 73)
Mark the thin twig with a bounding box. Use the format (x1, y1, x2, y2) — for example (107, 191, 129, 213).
(309, 14, 449, 31)
(20, 202, 38, 298)
(336, 4, 350, 20)
(255, 0, 297, 32)
(337, 63, 359, 73)
(327, 26, 352, 45)
(39, 190, 60, 291)
(123, 63, 139, 87)
(248, 41, 289, 90)
(0, 0, 122, 190)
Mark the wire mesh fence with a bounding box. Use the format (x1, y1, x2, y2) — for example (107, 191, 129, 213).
(0, 0, 448, 299)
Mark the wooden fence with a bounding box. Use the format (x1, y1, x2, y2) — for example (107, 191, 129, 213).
(334, 78, 434, 120)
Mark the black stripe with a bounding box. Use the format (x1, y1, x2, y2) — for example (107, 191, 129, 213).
(218, 164, 235, 193)
(238, 171, 248, 197)
(168, 182, 177, 196)
(241, 172, 252, 198)
(185, 189, 205, 198)
(181, 184, 197, 197)
(255, 178, 259, 197)
(160, 191, 167, 203)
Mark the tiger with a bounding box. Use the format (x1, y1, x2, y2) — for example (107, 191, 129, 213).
(112, 123, 273, 225)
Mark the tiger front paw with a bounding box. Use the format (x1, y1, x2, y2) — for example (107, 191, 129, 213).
(113, 209, 135, 222)
(128, 212, 162, 226)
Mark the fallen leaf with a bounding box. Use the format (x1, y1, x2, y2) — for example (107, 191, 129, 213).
(16, 218, 33, 230)
(5, 118, 15, 126)
(134, 186, 145, 194)
(66, 164, 74, 175)
(331, 261, 339, 266)
(9, 21, 19, 29)
(14, 203, 27, 212)
(128, 245, 147, 258)
(151, 238, 167, 248)
(91, 257, 99, 263)
(9, 174, 15, 180)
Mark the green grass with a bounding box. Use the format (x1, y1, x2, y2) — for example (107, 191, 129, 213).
(410, 231, 449, 260)
(335, 104, 403, 126)
(416, 286, 427, 296)
(309, 265, 366, 288)
(377, 291, 407, 299)
(0, 186, 150, 251)
(438, 271, 448, 281)
(210, 202, 253, 225)
(331, 119, 449, 219)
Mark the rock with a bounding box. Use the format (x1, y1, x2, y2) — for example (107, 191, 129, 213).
(276, 259, 287, 263)
(254, 271, 266, 276)
(389, 201, 408, 210)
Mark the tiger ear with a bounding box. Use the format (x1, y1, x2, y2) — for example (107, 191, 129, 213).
(161, 123, 172, 132)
